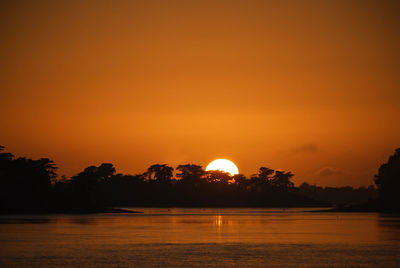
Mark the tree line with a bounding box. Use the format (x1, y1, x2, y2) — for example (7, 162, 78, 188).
(1, 145, 397, 213)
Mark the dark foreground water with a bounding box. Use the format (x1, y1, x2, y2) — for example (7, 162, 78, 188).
(1, 208, 400, 267)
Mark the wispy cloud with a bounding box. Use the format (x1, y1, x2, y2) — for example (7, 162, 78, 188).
(316, 167, 343, 177)
(292, 144, 319, 154)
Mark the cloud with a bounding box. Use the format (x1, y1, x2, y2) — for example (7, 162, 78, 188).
(316, 167, 343, 177)
(292, 144, 319, 154)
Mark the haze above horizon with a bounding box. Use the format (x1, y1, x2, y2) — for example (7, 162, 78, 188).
(0, 0, 399, 186)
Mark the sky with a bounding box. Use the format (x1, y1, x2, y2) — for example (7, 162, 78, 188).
(1, 0, 399, 186)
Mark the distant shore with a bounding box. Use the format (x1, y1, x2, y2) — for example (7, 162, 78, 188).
(312, 201, 400, 213)
(313, 205, 377, 213)
(0, 207, 143, 215)
(6, 203, 399, 214)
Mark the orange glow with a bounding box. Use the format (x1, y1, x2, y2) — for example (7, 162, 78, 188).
(0, 1, 399, 186)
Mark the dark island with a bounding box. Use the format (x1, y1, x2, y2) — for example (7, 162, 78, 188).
(1, 145, 397, 214)
(319, 148, 400, 213)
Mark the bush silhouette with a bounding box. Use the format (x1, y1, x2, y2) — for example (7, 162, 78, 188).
(375, 148, 400, 212)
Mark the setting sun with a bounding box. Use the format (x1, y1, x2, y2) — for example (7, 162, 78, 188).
(1, 1, 400, 267)
(206, 159, 239, 176)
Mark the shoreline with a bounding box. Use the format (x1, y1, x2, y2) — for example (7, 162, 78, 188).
(0, 207, 143, 215)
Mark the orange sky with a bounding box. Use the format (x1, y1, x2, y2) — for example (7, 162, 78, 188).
(1, 0, 399, 186)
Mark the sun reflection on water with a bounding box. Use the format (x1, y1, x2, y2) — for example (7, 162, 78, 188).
(214, 215, 223, 227)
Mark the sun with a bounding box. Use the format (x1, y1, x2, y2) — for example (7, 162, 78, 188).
(205, 159, 239, 176)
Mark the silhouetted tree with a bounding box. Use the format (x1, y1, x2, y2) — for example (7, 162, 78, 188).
(271, 171, 294, 189)
(0, 146, 57, 212)
(146, 164, 174, 184)
(70, 163, 116, 208)
(205, 170, 232, 184)
(375, 148, 400, 211)
(232, 174, 249, 191)
(249, 167, 274, 192)
(176, 164, 205, 185)
(258, 167, 274, 182)
(0, 145, 13, 182)
(97, 163, 116, 181)
(107, 174, 145, 205)
(0, 145, 13, 163)
(298, 182, 377, 206)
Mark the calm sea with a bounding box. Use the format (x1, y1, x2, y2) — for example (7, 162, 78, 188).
(1, 208, 399, 267)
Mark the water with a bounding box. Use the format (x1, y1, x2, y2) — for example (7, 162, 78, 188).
(1, 208, 400, 267)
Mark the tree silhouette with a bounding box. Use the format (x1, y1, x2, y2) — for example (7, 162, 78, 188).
(97, 163, 116, 181)
(271, 171, 294, 189)
(0, 145, 13, 163)
(0, 146, 57, 212)
(146, 164, 174, 184)
(205, 170, 232, 184)
(70, 163, 116, 208)
(232, 174, 249, 191)
(259, 167, 275, 182)
(374, 148, 400, 211)
(176, 164, 205, 185)
(249, 167, 274, 192)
